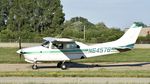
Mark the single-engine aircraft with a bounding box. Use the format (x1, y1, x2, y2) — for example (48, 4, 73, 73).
(17, 22, 144, 70)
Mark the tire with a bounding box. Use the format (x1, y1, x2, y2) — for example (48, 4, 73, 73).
(60, 64, 67, 70)
(32, 65, 38, 70)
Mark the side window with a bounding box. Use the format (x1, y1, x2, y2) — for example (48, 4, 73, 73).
(65, 43, 80, 49)
(52, 43, 63, 49)
(51, 42, 80, 49)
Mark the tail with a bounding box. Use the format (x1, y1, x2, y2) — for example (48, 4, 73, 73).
(90, 22, 144, 50)
(114, 22, 144, 49)
(86, 22, 144, 58)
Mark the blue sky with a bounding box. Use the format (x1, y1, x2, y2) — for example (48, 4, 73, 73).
(61, 0, 150, 28)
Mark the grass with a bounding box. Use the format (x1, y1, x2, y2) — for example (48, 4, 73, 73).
(0, 48, 150, 63)
(0, 69, 150, 77)
(0, 48, 25, 63)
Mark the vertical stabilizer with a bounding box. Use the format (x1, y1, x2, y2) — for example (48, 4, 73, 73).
(115, 22, 144, 46)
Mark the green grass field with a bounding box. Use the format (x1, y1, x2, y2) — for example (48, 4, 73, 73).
(0, 48, 150, 63)
(0, 48, 25, 63)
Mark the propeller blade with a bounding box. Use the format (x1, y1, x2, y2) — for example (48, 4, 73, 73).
(17, 49, 22, 59)
(18, 37, 22, 59)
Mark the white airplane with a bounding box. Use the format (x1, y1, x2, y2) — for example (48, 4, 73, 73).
(17, 22, 143, 70)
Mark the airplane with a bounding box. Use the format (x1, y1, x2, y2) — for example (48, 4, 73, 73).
(17, 22, 144, 70)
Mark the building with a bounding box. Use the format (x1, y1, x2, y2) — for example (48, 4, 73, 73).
(124, 27, 150, 37)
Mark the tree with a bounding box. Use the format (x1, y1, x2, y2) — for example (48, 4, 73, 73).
(0, 0, 65, 39)
(62, 17, 124, 43)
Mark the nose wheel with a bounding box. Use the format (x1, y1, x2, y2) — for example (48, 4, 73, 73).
(32, 63, 38, 70)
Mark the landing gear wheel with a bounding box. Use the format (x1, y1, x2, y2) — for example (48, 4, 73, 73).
(57, 62, 62, 68)
(32, 65, 38, 70)
(60, 63, 67, 70)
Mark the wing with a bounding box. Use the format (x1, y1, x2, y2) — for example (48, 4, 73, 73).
(43, 37, 74, 42)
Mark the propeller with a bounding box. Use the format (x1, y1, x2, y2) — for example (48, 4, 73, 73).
(18, 37, 22, 59)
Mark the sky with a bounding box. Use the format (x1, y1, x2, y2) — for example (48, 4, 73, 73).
(61, 0, 150, 28)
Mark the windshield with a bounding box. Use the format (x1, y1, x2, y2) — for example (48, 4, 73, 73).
(41, 41, 49, 48)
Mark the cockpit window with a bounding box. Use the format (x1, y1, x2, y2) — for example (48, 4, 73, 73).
(41, 41, 49, 48)
(51, 42, 80, 49)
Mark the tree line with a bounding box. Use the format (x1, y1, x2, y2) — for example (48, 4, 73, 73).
(0, 0, 149, 43)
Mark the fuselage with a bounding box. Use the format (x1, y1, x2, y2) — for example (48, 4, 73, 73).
(17, 41, 121, 63)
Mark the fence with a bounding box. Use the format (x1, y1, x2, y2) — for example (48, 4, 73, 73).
(0, 39, 150, 44)
(0, 43, 150, 48)
(0, 39, 42, 43)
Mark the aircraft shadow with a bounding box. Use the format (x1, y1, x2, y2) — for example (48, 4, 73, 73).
(36, 65, 57, 69)
(36, 62, 150, 69)
(97, 62, 150, 67)
(35, 62, 94, 69)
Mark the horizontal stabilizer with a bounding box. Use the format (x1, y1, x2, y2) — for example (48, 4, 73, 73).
(114, 44, 134, 52)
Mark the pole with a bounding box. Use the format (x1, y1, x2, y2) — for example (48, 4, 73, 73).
(84, 25, 85, 41)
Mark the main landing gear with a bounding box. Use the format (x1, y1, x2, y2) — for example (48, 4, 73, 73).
(31, 61, 68, 70)
(57, 61, 67, 70)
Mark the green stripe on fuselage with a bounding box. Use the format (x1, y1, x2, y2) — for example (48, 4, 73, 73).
(22, 49, 88, 54)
